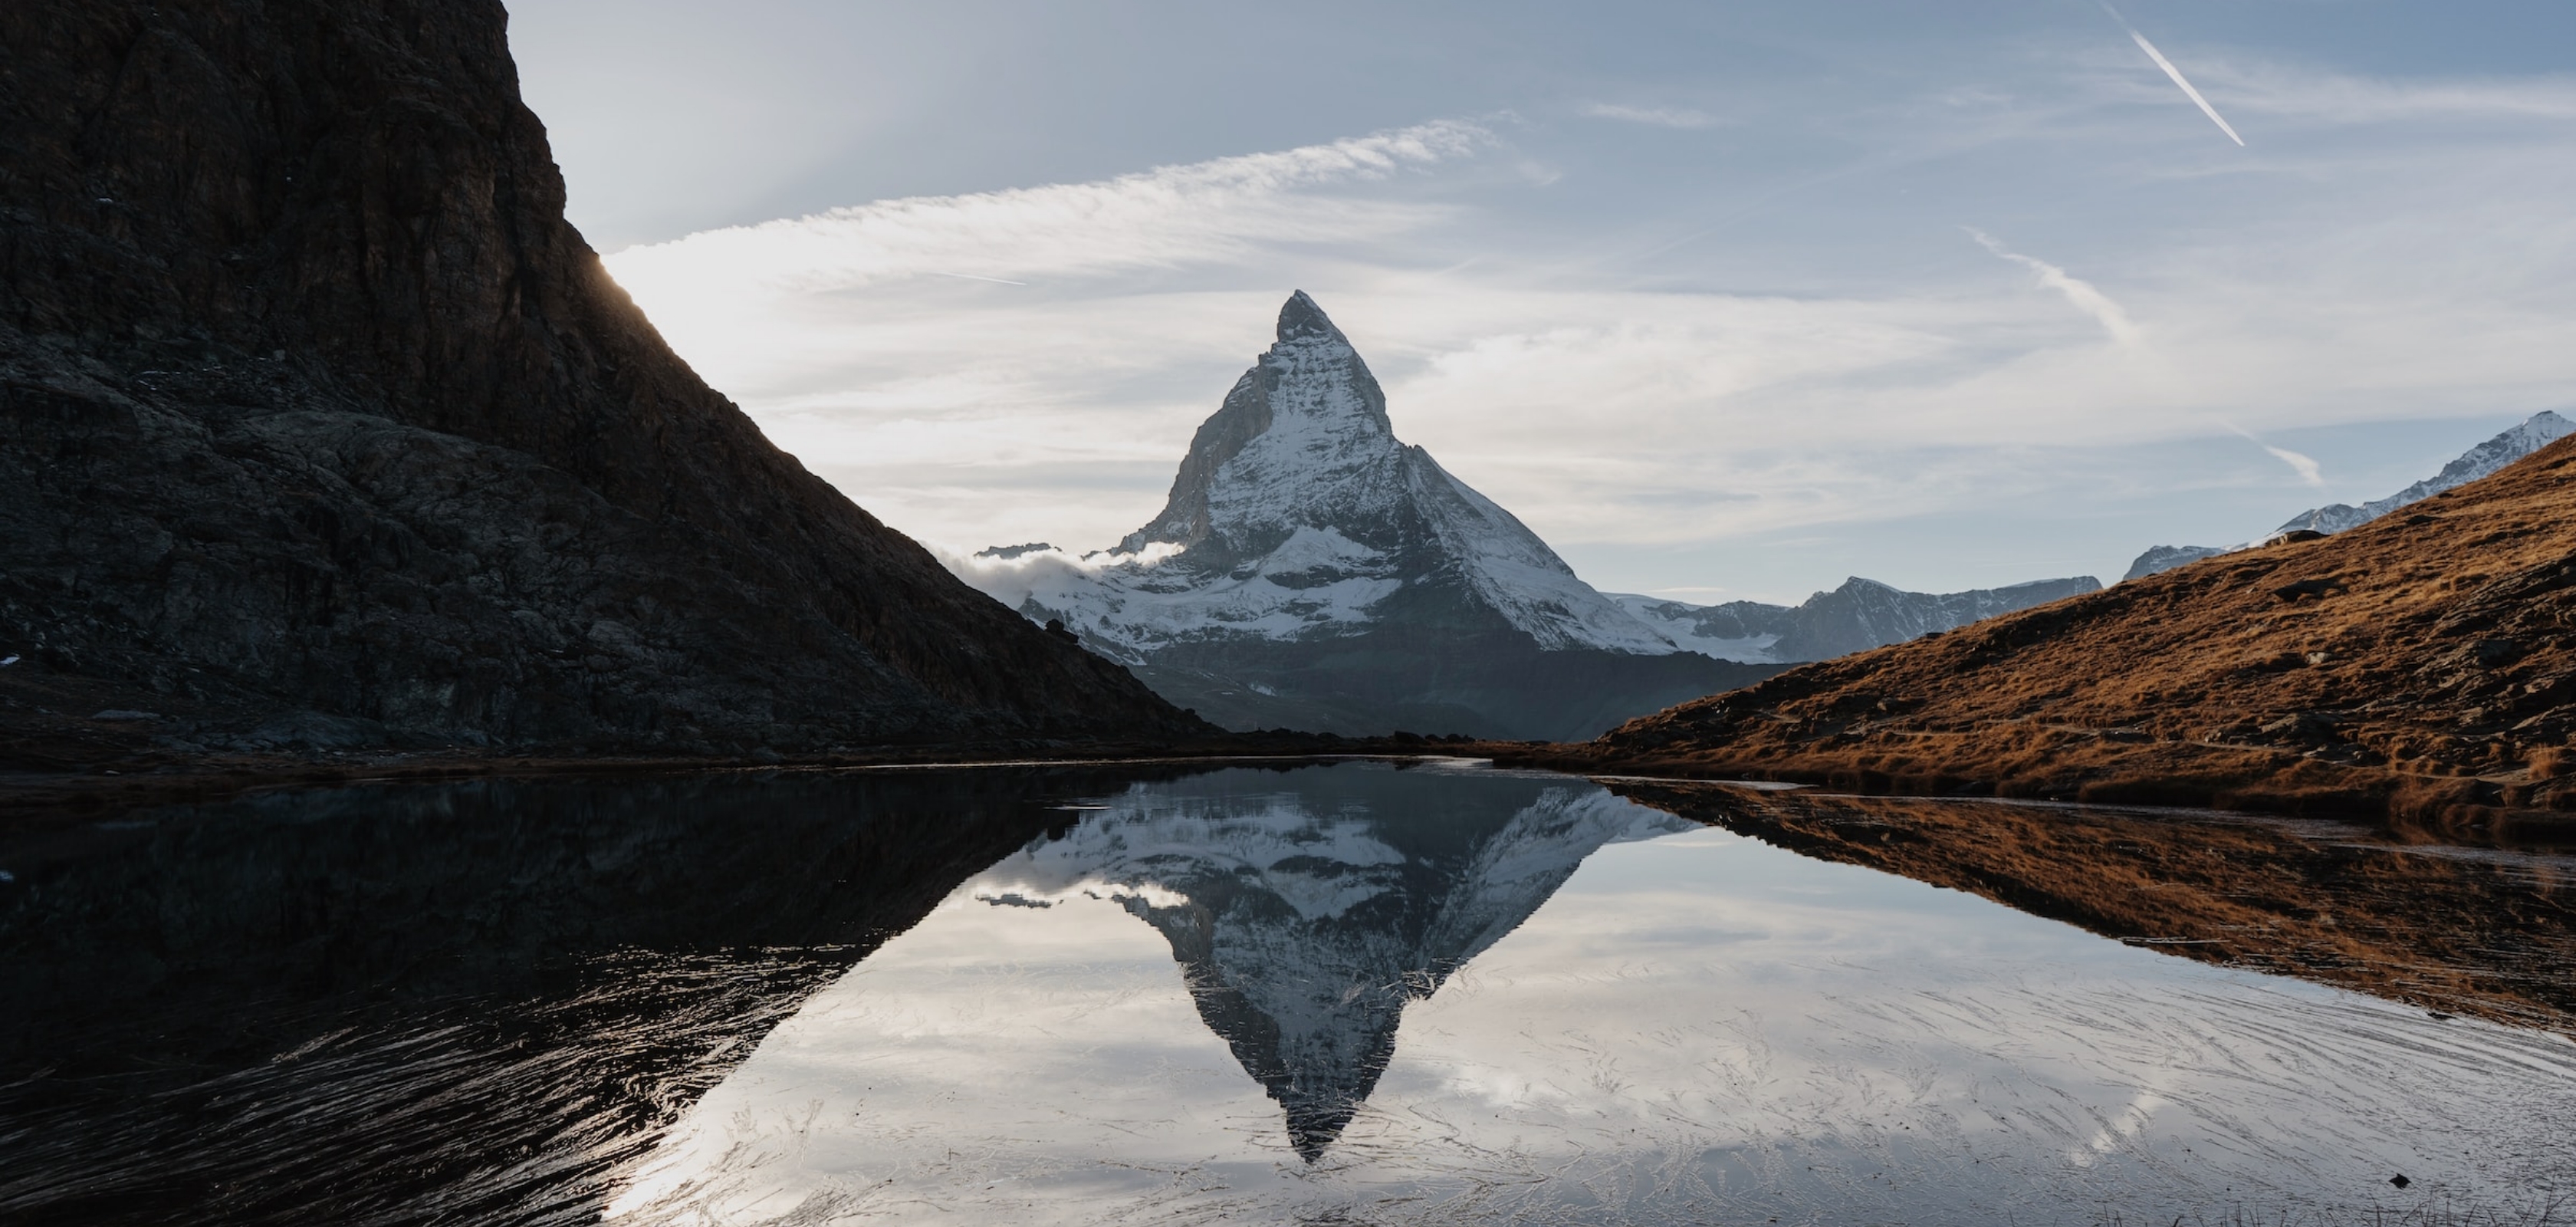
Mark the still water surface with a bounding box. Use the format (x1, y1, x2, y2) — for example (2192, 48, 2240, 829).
(4, 759, 2571, 1225)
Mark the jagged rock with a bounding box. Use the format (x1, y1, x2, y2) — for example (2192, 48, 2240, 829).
(958, 293, 1777, 739)
(0, 0, 1197, 757)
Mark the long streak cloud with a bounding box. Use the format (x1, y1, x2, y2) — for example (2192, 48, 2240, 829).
(2102, 2, 2246, 146)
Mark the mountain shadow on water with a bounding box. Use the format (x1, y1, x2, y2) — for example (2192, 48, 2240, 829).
(969, 764, 1686, 1158)
(0, 765, 1227, 1226)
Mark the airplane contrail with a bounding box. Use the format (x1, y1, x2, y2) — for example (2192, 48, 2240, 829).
(935, 271, 1030, 286)
(2101, 2, 2245, 146)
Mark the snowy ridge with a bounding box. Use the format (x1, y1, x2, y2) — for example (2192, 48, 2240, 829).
(2273, 410, 2573, 536)
(953, 292, 1679, 657)
(2125, 410, 2573, 581)
(1612, 574, 2101, 664)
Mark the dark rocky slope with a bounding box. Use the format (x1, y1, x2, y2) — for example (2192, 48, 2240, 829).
(0, 0, 1198, 760)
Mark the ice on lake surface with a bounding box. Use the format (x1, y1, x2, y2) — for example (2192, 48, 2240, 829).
(605, 762, 2574, 1225)
(4, 759, 2571, 1225)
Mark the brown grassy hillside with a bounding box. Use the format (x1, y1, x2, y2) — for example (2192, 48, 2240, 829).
(1559, 435, 2576, 839)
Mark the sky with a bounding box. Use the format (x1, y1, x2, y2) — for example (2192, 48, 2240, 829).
(506, 0, 2576, 605)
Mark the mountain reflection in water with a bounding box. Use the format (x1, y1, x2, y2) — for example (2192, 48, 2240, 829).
(5, 759, 2574, 1226)
(968, 766, 1686, 1160)
(611, 762, 2576, 1226)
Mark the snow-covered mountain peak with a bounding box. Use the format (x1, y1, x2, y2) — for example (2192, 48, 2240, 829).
(974, 293, 1681, 657)
(1276, 288, 1347, 344)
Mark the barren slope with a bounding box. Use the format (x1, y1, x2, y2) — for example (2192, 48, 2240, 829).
(1576, 436, 2576, 837)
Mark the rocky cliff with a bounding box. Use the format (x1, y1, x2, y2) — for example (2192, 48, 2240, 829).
(0, 0, 1197, 762)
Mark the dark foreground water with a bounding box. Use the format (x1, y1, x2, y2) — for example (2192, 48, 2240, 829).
(3, 760, 2571, 1225)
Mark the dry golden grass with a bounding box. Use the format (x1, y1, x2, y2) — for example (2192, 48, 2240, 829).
(1547, 436, 2576, 839)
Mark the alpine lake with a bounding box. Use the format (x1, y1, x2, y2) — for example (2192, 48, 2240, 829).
(5, 758, 2572, 1226)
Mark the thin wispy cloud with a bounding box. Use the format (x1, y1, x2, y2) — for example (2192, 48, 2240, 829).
(607, 120, 1495, 297)
(2101, 2, 2246, 146)
(1579, 102, 1727, 130)
(2222, 423, 2327, 488)
(1967, 229, 2142, 347)
(2191, 63, 2576, 124)
(2265, 445, 2327, 488)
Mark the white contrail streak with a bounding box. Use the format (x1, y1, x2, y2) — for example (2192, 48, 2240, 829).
(935, 271, 1030, 285)
(2101, 2, 2246, 146)
(1967, 229, 2143, 347)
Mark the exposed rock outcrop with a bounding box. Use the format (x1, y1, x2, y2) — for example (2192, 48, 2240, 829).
(0, 0, 1197, 760)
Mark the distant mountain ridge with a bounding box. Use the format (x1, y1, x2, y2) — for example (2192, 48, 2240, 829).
(1614, 575, 2102, 665)
(2125, 411, 2573, 582)
(959, 293, 1779, 739)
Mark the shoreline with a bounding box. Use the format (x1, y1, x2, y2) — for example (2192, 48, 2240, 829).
(13, 731, 2576, 851)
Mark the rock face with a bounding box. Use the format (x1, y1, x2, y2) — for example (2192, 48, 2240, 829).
(1614, 575, 2103, 664)
(960, 293, 1779, 740)
(0, 0, 1195, 758)
(1574, 435, 2576, 833)
(2124, 412, 2574, 582)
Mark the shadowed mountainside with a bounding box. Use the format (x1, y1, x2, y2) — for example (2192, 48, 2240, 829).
(1565, 436, 2576, 839)
(0, 0, 1196, 763)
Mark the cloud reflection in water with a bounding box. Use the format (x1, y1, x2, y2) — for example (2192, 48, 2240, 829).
(609, 762, 2576, 1225)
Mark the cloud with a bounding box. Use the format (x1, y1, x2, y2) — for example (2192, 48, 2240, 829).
(2262, 446, 2327, 488)
(1578, 102, 1728, 130)
(607, 120, 1493, 294)
(2220, 422, 2326, 488)
(2184, 61, 2576, 125)
(599, 99, 2576, 600)
(1965, 230, 2143, 348)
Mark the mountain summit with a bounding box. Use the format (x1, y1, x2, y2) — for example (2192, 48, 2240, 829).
(965, 293, 1777, 737)
(1108, 291, 1672, 654)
